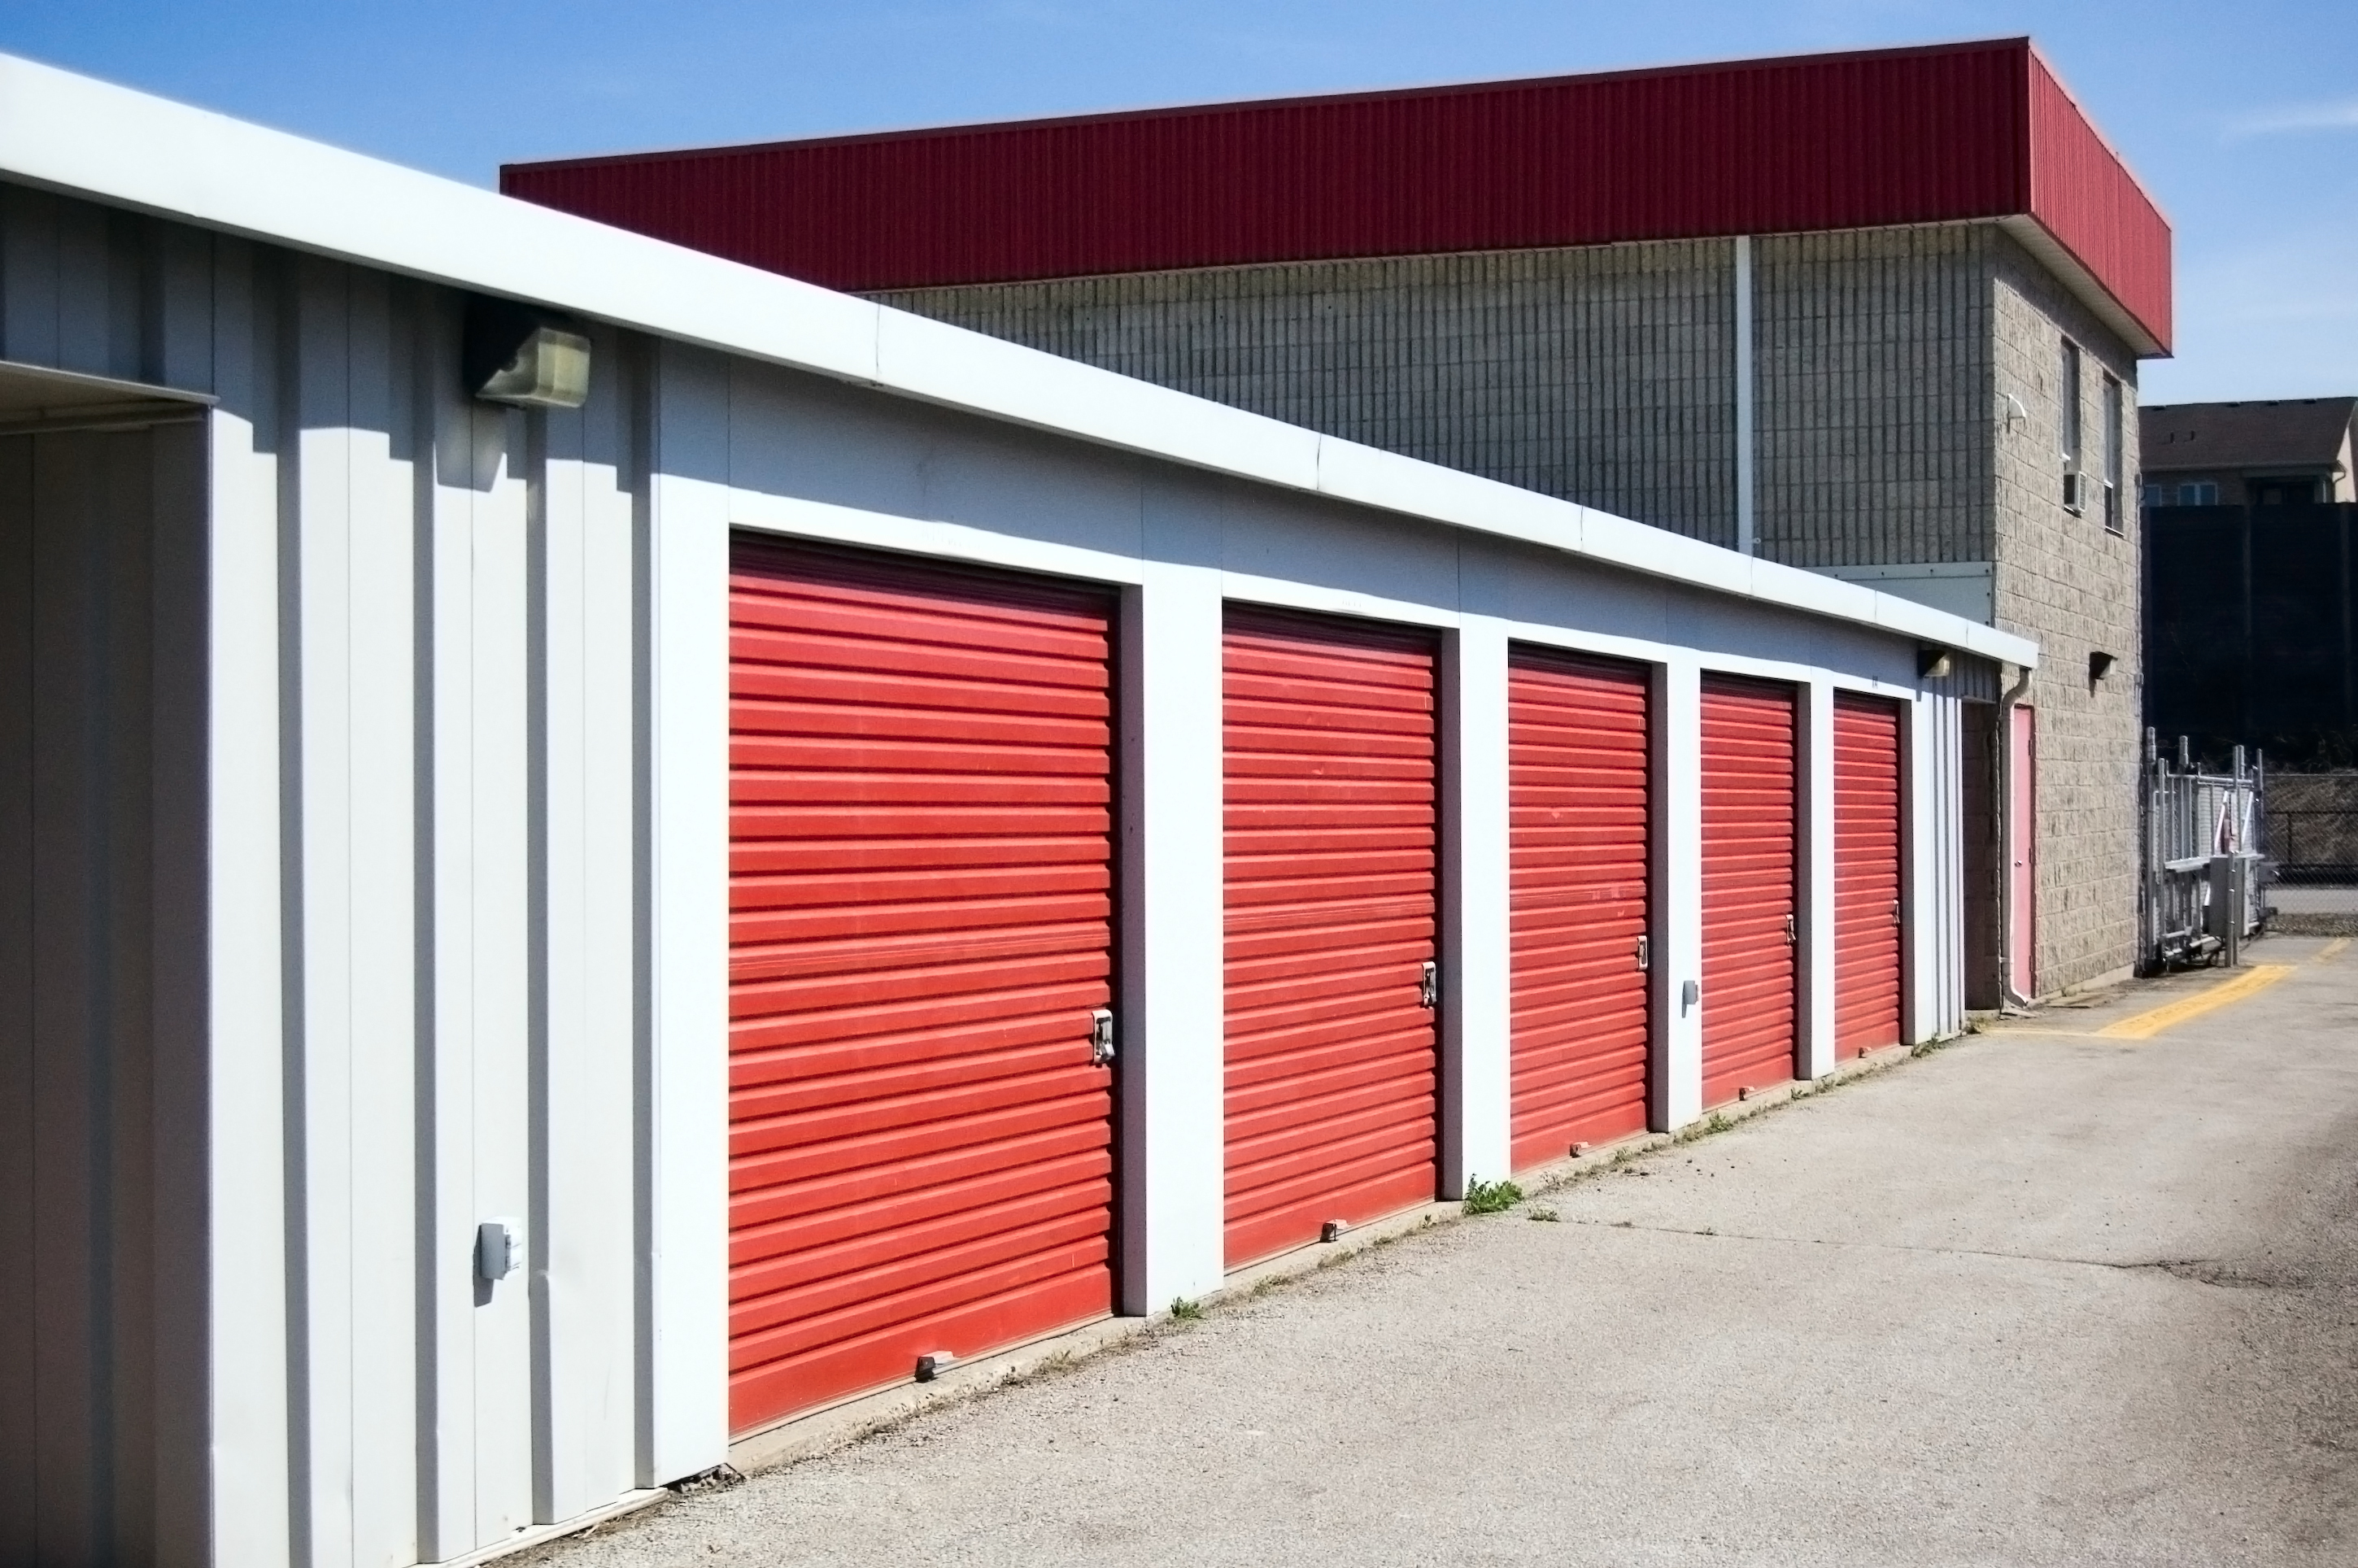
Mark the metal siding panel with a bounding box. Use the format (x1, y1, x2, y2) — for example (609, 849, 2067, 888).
(1116, 565, 1228, 1313)
(1506, 648, 1650, 1169)
(1833, 694, 1904, 1054)
(466, 396, 537, 1548)
(146, 418, 214, 1568)
(534, 327, 643, 1520)
(643, 341, 732, 1488)
(534, 331, 644, 1516)
(28, 432, 106, 1568)
(0, 435, 31, 1566)
(290, 256, 360, 1568)
(727, 541, 1117, 1435)
(0, 184, 63, 367)
(417, 301, 483, 1564)
(1222, 609, 1436, 1267)
(205, 239, 298, 1568)
(1698, 676, 1798, 1108)
(341, 264, 420, 1568)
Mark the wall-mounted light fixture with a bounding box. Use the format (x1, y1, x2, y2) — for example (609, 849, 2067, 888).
(2089, 650, 2116, 683)
(464, 296, 591, 410)
(1916, 646, 1954, 680)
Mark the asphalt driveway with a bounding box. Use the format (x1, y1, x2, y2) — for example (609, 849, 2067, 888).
(539, 936, 2358, 1566)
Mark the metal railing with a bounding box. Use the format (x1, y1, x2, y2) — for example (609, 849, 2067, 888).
(2140, 732, 2267, 971)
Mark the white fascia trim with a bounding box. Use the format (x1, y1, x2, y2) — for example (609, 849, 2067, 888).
(730, 492, 1946, 703)
(0, 51, 2034, 671)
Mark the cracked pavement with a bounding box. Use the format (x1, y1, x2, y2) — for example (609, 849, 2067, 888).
(542, 936, 2358, 1566)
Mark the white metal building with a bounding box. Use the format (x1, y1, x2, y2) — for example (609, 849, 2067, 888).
(0, 56, 2032, 1568)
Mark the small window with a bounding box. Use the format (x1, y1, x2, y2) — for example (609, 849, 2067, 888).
(2101, 374, 2124, 534)
(2059, 339, 2084, 512)
(2177, 481, 2220, 506)
(2140, 481, 2164, 508)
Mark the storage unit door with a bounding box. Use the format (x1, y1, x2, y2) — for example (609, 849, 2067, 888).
(728, 539, 1117, 1435)
(1223, 609, 1438, 1268)
(1699, 676, 1799, 1108)
(1833, 693, 1905, 1056)
(1507, 648, 1652, 1169)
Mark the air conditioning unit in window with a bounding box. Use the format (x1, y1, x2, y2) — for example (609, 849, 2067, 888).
(2061, 471, 2085, 512)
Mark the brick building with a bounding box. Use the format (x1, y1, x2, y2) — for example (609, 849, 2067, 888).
(507, 37, 2172, 998)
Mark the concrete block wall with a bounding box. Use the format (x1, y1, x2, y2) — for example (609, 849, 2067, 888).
(1753, 226, 1997, 569)
(877, 242, 1741, 547)
(883, 226, 2146, 996)
(1992, 234, 2143, 992)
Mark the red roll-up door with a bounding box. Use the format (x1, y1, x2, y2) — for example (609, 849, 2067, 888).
(1507, 648, 1651, 1170)
(1699, 676, 1798, 1108)
(1223, 609, 1438, 1268)
(728, 539, 1117, 1435)
(1833, 694, 1905, 1056)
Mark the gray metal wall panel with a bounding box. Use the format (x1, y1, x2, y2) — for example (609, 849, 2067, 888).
(0, 183, 655, 1568)
(2, 176, 1980, 1568)
(0, 433, 32, 1567)
(0, 422, 212, 1568)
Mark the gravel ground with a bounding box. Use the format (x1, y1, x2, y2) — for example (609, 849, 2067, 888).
(534, 936, 2358, 1567)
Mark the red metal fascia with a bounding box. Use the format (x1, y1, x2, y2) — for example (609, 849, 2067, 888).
(2025, 51, 2173, 354)
(503, 37, 2167, 352)
(503, 40, 2031, 287)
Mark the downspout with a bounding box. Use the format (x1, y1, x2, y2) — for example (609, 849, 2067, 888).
(1734, 235, 1756, 556)
(1996, 662, 2035, 1011)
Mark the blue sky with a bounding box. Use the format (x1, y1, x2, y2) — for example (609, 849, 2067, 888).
(6, 2, 2354, 403)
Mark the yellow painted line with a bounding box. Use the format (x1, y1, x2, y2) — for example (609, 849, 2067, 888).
(2094, 965, 2296, 1040)
(2317, 938, 2351, 964)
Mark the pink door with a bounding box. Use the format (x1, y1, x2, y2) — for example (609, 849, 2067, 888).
(2008, 704, 2036, 1000)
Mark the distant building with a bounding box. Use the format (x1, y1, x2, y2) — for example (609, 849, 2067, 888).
(508, 37, 2172, 998)
(2138, 398, 2357, 509)
(2141, 398, 2358, 765)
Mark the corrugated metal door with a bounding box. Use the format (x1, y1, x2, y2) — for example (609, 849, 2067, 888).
(1223, 609, 1437, 1267)
(728, 538, 1117, 1435)
(1507, 648, 1651, 1169)
(1699, 676, 1799, 1108)
(1833, 694, 1904, 1056)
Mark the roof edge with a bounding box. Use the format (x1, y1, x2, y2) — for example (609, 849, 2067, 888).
(502, 37, 2035, 174)
(1998, 215, 2168, 359)
(0, 51, 2034, 669)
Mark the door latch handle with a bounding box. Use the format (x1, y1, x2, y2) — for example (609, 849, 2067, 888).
(1418, 960, 1439, 1010)
(1635, 934, 1650, 972)
(1089, 1008, 1115, 1066)
(1783, 913, 1798, 946)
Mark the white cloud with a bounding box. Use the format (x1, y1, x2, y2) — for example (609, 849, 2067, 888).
(2225, 98, 2358, 138)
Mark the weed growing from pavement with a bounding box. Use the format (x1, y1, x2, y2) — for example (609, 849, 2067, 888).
(1674, 1111, 1733, 1145)
(1526, 1206, 1560, 1222)
(1168, 1296, 1204, 1322)
(1461, 1176, 1525, 1215)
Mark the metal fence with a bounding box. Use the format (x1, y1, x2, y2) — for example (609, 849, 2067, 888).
(2140, 732, 2267, 970)
(2268, 808, 2358, 884)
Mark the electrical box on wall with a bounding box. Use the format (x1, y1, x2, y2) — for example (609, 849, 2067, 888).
(476, 1219, 524, 1283)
